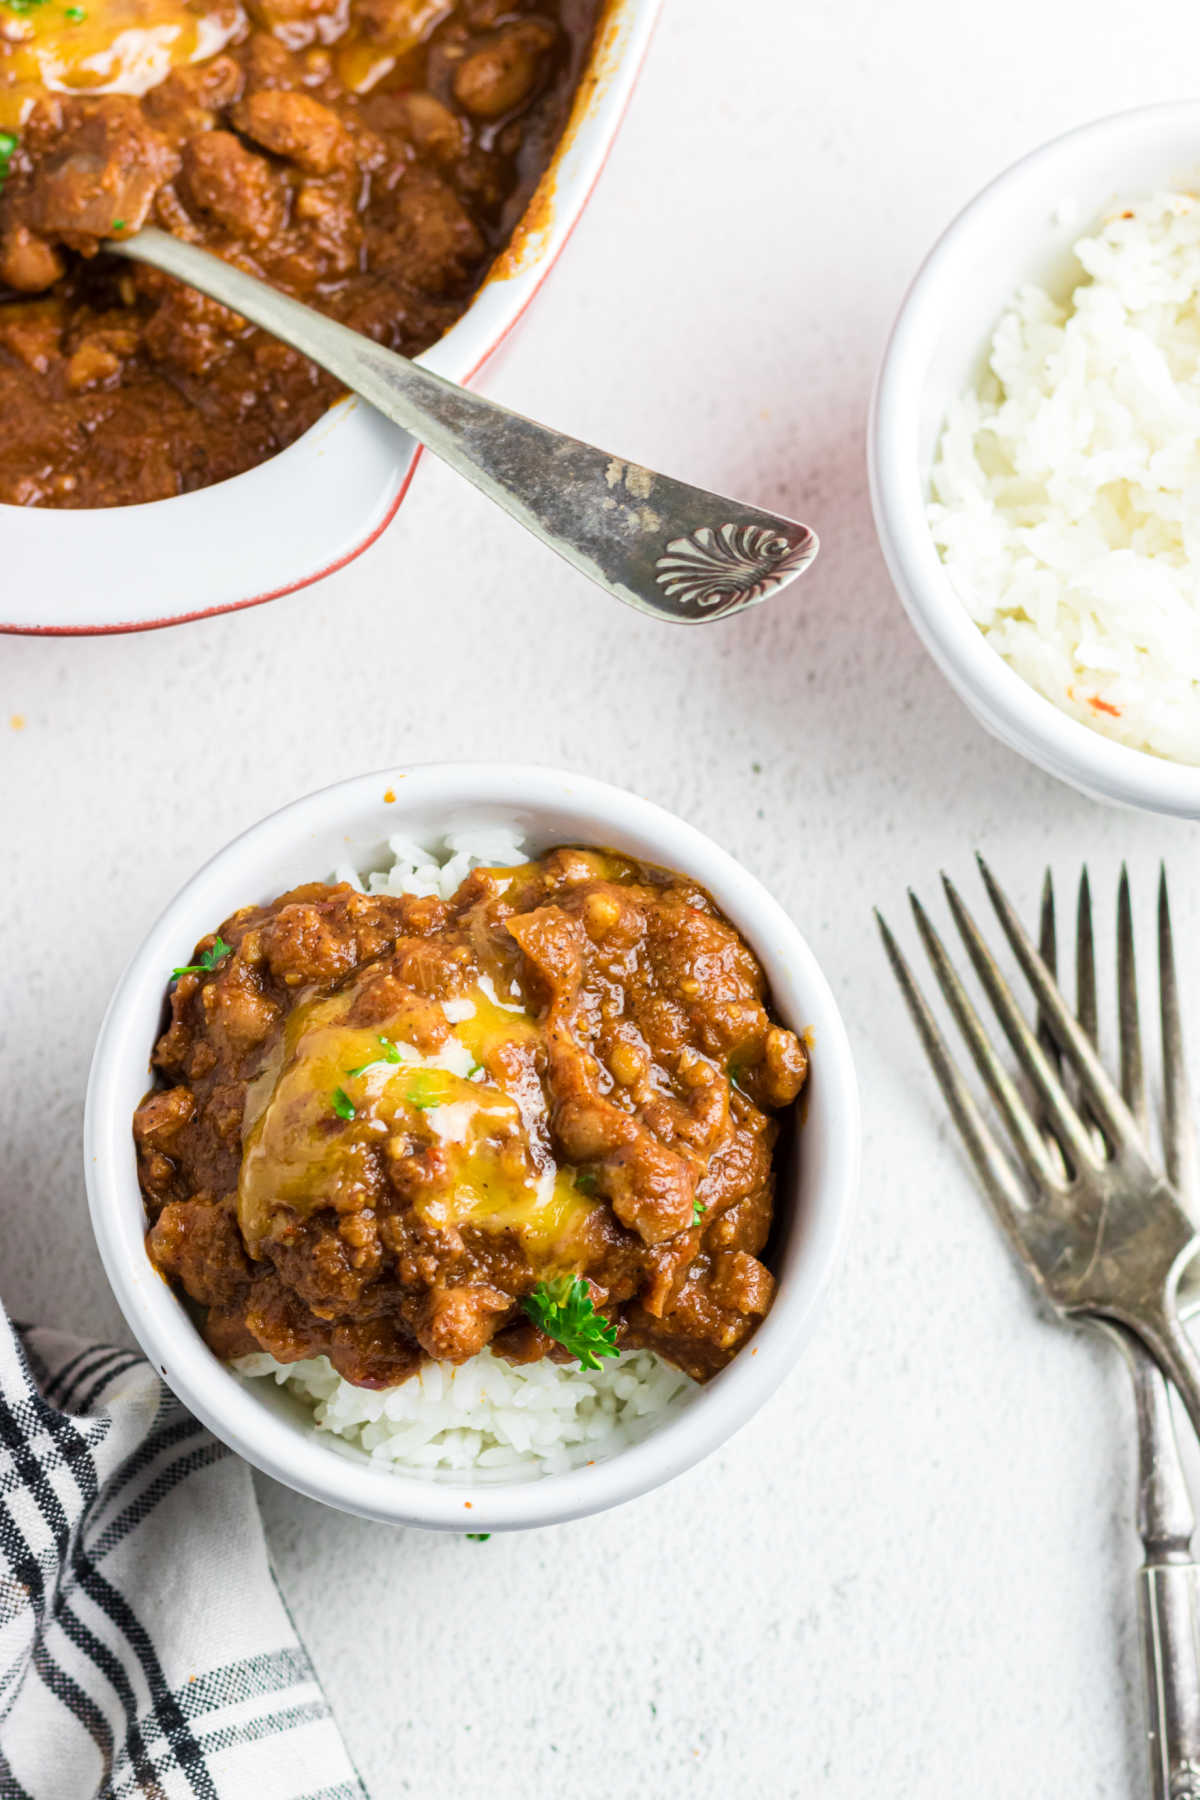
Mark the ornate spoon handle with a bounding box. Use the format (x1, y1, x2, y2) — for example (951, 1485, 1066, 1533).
(114, 229, 818, 624)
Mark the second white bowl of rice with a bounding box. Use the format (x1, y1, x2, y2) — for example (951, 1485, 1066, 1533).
(870, 101, 1200, 816)
(84, 764, 859, 1532)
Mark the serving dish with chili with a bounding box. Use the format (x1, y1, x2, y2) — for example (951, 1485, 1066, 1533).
(0, 0, 601, 507)
(0, 0, 660, 632)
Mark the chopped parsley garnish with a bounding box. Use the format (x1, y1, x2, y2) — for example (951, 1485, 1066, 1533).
(172, 936, 231, 981)
(574, 1170, 597, 1194)
(406, 1074, 440, 1111)
(3, 0, 48, 16)
(522, 1277, 618, 1371)
(465, 1533, 491, 1541)
(0, 132, 17, 197)
(467, 1060, 484, 1080)
(692, 1200, 706, 1226)
(727, 1059, 749, 1094)
(111, 219, 126, 232)
(331, 1086, 355, 1121)
(64, 6, 85, 18)
(340, 1048, 442, 1107)
(346, 1036, 404, 1078)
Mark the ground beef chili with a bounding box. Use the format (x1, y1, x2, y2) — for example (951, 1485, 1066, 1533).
(0, 0, 599, 506)
(134, 849, 810, 1388)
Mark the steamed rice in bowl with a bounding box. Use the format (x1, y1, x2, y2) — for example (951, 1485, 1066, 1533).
(928, 191, 1200, 764)
(238, 1345, 695, 1483)
(138, 824, 806, 1487)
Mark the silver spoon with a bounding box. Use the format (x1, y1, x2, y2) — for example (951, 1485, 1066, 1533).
(111, 228, 817, 623)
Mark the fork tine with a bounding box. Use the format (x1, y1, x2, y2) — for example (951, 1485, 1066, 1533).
(876, 910, 1036, 1254)
(975, 854, 1141, 1152)
(942, 873, 1100, 1173)
(1159, 866, 1198, 1210)
(1035, 870, 1077, 1182)
(909, 893, 1064, 1191)
(1071, 866, 1108, 1159)
(1117, 865, 1149, 1139)
(1037, 871, 1062, 1079)
(1076, 868, 1098, 1045)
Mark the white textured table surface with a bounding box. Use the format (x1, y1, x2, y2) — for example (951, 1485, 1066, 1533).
(5, 3, 1200, 1793)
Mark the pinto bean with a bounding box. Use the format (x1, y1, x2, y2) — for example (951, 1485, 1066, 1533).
(452, 18, 557, 119)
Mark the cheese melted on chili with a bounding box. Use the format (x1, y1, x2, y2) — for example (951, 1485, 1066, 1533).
(0, 0, 241, 132)
(238, 972, 602, 1269)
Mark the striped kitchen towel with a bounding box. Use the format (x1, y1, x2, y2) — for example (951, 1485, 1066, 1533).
(0, 1312, 367, 1800)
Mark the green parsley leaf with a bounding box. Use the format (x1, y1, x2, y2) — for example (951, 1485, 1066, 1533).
(406, 1073, 440, 1111)
(0, 131, 17, 197)
(467, 1060, 484, 1080)
(172, 936, 231, 981)
(574, 1170, 597, 1194)
(465, 1532, 491, 1541)
(727, 1058, 751, 1095)
(331, 1086, 356, 1121)
(521, 1276, 618, 1372)
(64, 6, 85, 18)
(692, 1200, 706, 1226)
(111, 218, 126, 232)
(346, 1036, 405, 1079)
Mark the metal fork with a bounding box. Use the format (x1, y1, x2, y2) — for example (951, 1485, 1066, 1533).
(877, 862, 1200, 1799)
(1038, 869, 1200, 1800)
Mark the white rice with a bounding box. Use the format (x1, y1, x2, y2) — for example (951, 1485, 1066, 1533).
(236, 828, 697, 1482)
(237, 1346, 694, 1483)
(330, 826, 529, 904)
(928, 191, 1200, 763)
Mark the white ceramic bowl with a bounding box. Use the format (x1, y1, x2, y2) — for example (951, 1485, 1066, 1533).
(869, 101, 1200, 818)
(85, 764, 859, 1531)
(5, 0, 660, 637)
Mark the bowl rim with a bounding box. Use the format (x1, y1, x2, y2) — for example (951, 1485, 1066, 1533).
(868, 97, 1200, 817)
(84, 762, 860, 1531)
(1, 0, 663, 638)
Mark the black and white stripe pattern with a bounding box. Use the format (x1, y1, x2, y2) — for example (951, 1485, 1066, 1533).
(0, 1314, 368, 1800)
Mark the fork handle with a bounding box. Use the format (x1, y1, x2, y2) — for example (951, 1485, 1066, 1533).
(1131, 1294, 1200, 1455)
(1140, 1564, 1200, 1800)
(1124, 1332, 1200, 1800)
(1125, 1295, 1200, 1797)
